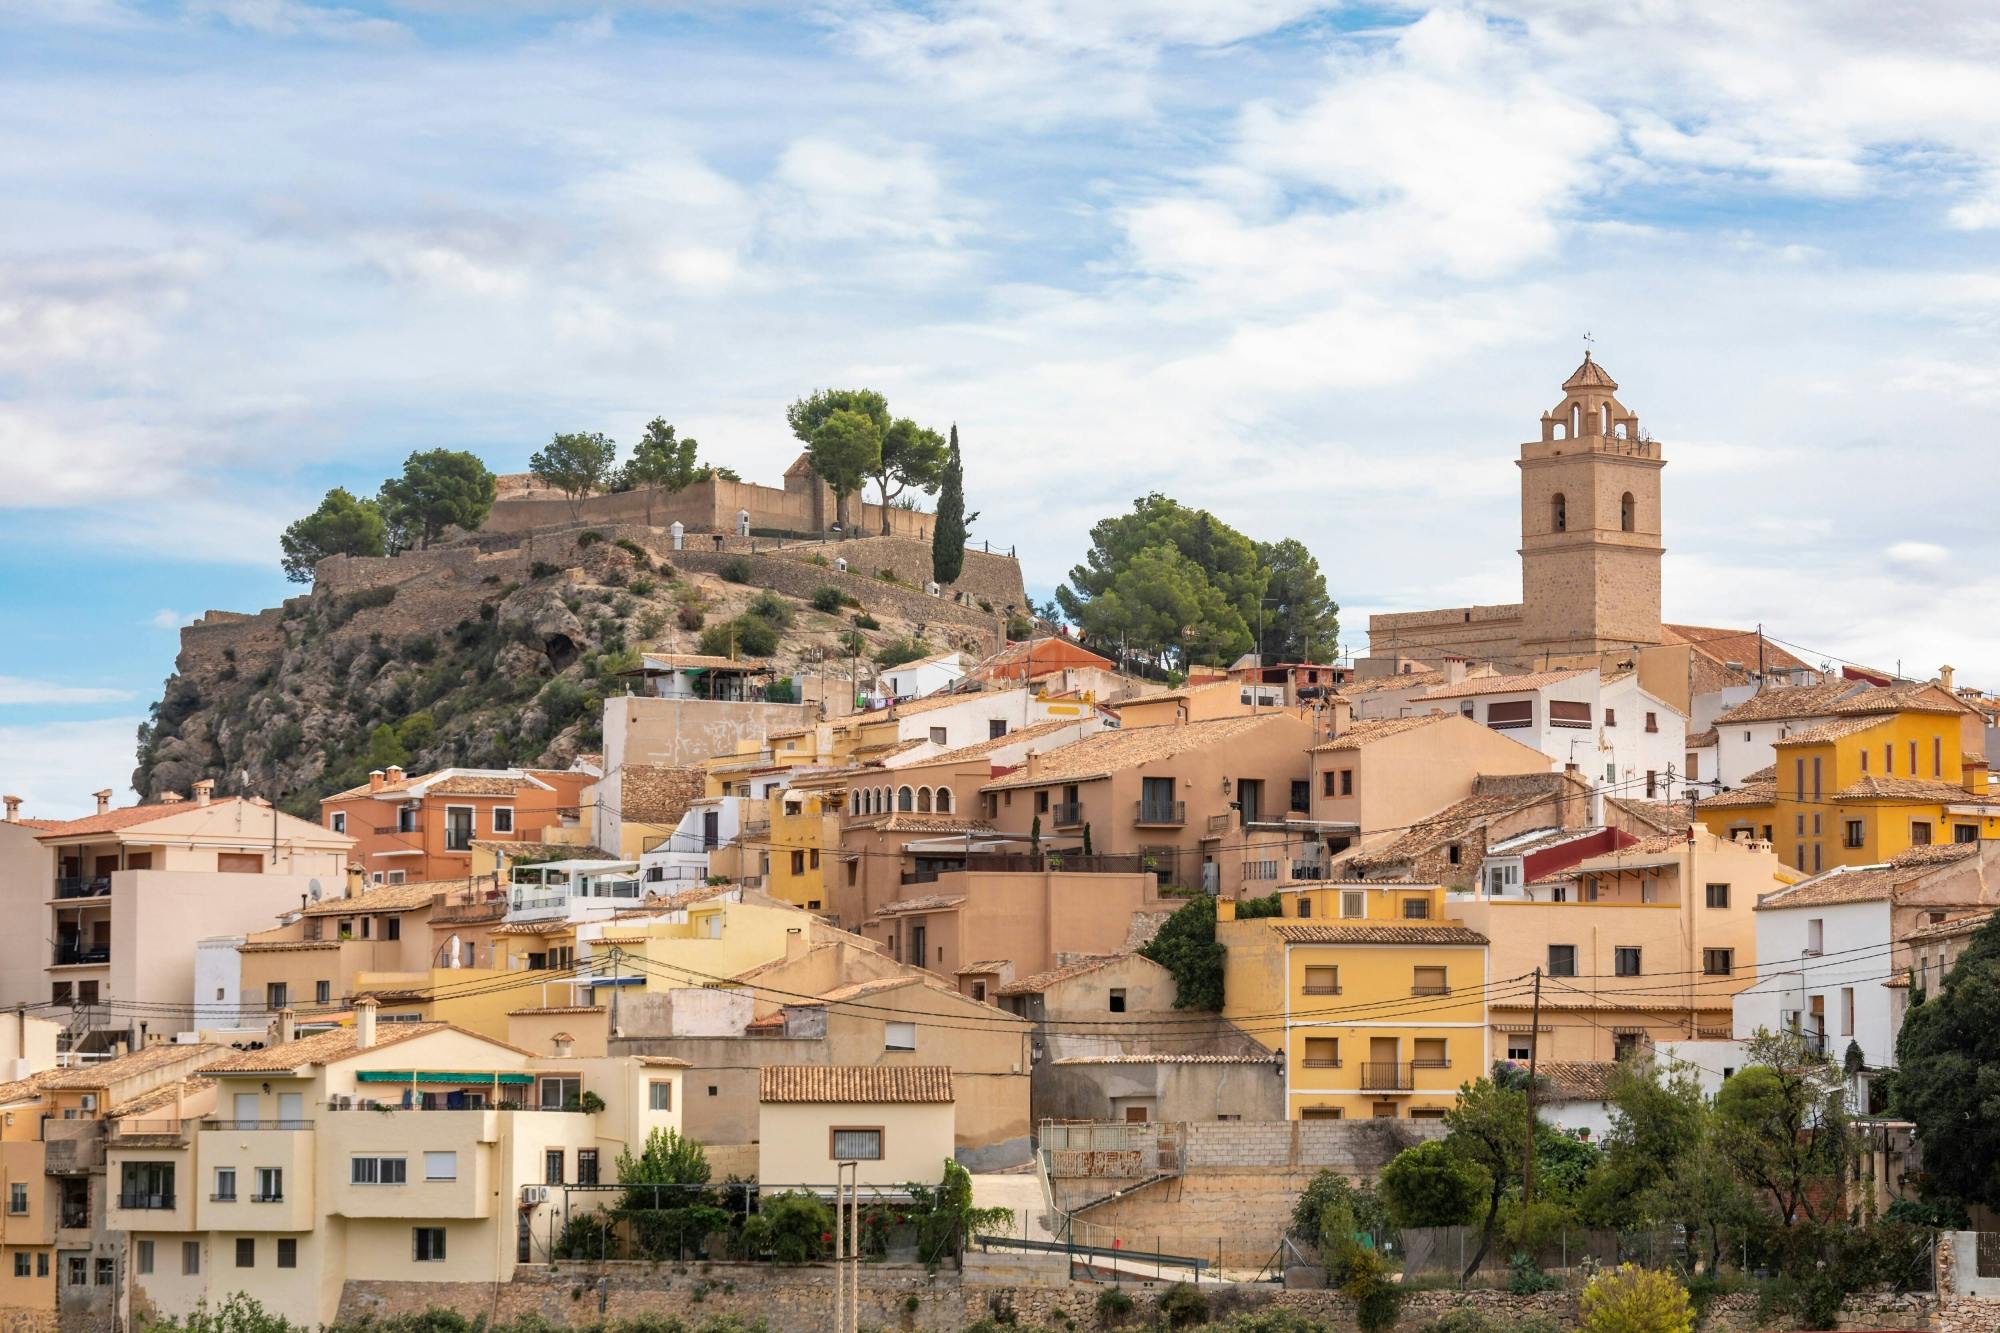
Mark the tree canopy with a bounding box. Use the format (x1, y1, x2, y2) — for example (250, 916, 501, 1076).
(1055, 495, 1337, 669)
(613, 419, 724, 523)
(1378, 1138, 1485, 1228)
(931, 423, 968, 586)
(377, 448, 496, 551)
(1714, 1031, 1852, 1226)
(785, 388, 942, 533)
(531, 431, 619, 516)
(279, 487, 386, 583)
(1895, 913, 2000, 1213)
(872, 416, 947, 532)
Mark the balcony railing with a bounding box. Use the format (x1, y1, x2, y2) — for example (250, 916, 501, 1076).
(116, 1192, 175, 1210)
(53, 946, 109, 966)
(1302, 982, 1342, 996)
(1050, 802, 1084, 828)
(250, 1192, 284, 1203)
(1360, 1062, 1414, 1091)
(200, 1119, 313, 1131)
(1291, 862, 1329, 881)
(54, 876, 111, 899)
(1410, 983, 1452, 997)
(59, 1206, 89, 1230)
(1206, 813, 1231, 833)
(1302, 1056, 1343, 1069)
(1134, 800, 1186, 826)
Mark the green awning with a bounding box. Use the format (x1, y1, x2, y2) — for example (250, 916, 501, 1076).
(353, 1071, 534, 1085)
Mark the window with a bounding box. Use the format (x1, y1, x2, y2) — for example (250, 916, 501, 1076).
(1303, 1037, 1340, 1068)
(1957, 823, 1980, 843)
(1806, 918, 1824, 954)
(1614, 947, 1641, 977)
(989, 720, 1007, 739)
(492, 806, 514, 834)
(1548, 945, 1576, 977)
(544, 1151, 564, 1185)
(1340, 769, 1353, 797)
(182, 1242, 199, 1276)
(235, 1239, 255, 1269)
(1552, 492, 1567, 531)
(1413, 1038, 1448, 1068)
(1703, 948, 1734, 976)
(1446, 844, 1462, 866)
(1290, 779, 1310, 813)
(213, 1167, 236, 1201)
(1401, 897, 1430, 920)
(8, 1183, 25, 1214)
(649, 1081, 673, 1111)
(884, 1021, 916, 1051)
(831, 1128, 883, 1160)
(1300, 1107, 1343, 1120)
(398, 805, 418, 834)
(1323, 772, 1337, 797)
(1485, 700, 1533, 730)
(386, 916, 400, 941)
(1620, 491, 1635, 531)
(1340, 890, 1364, 918)
(330, 811, 347, 834)
(1646, 770, 1658, 798)
(1794, 758, 1805, 798)
(96, 1258, 113, 1287)
(1911, 740, 1919, 775)
(1844, 819, 1865, 848)
(1549, 699, 1591, 729)
(1645, 711, 1659, 733)
(1604, 707, 1617, 727)
(577, 1150, 600, 1186)
(35, 1254, 45, 1279)
(1912, 821, 1934, 846)
(928, 726, 948, 746)
(277, 1239, 296, 1269)
(65, 1256, 84, 1287)
(1108, 988, 1127, 1013)
(413, 1228, 447, 1262)
(1841, 986, 1855, 1036)
(254, 1168, 282, 1202)
(423, 1152, 457, 1181)
(351, 1156, 407, 1185)
(1885, 742, 1894, 774)
(312, 980, 331, 1007)
(790, 851, 805, 876)
(1705, 883, 1730, 909)
(1296, 897, 1311, 918)
(444, 806, 474, 852)
(11, 1254, 27, 1278)
(1412, 966, 1448, 996)
(265, 982, 288, 1010)
(1935, 736, 1944, 777)
(538, 1076, 580, 1110)
(1303, 966, 1339, 995)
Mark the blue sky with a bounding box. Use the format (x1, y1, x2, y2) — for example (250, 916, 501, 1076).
(6, 0, 2000, 816)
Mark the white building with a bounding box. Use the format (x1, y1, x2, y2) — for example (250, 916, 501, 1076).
(876, 651, 965, 702)
(1706, 678, 1975, 791)
(1413, 668, 1689, 801)
(857, 689, 1089, 758)
(638, 795, 756, 890)
(505, 858, 644, 922)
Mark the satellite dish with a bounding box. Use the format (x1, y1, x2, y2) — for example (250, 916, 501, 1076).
(308, 879, 323, 903)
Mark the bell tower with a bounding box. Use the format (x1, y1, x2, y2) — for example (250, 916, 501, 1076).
(1517, 353, 1664, 663)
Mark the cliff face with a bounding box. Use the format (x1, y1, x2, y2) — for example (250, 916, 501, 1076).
(134, 524, 1025, 816)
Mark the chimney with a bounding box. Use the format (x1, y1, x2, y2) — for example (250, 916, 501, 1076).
(1327, 696, 1353, 737)
(276, 1007, 295, 1045)
(551, 1032, 575, 1059)
(784, 927, 807, 963)
(159, 791, 185, 804)
(1940, 664, 1956, 693)
(1444, 656, 1470, 685)
(368, 769, 386, 792)
(93, 789, 112, 815)
(1, 796, 18, 823)
(354, 997, 378, 1050)
(192, 778, 215, 807)
(385, 765, 405, 785)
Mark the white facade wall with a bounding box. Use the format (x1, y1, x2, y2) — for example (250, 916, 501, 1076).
(879, 656, 965, 701)
(1652, 1037, 1751, 1098)
(194, 935, 249, 1027)
(639, 798, 745, 888)
(1443, 676, 1688, 800)
(1733, 898, 1896, 1069)
(877, 692, 1083, 757)
(1713, 716, 1830, 790)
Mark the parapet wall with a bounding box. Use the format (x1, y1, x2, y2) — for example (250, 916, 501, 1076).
(483, 472, 932, 541)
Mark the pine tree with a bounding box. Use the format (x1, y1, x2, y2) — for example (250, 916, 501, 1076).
(931, 423, 967, 586)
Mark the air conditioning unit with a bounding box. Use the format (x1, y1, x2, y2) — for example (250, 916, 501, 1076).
(521, 1185, 551, 1205)
(79, 1095, 97, 1112)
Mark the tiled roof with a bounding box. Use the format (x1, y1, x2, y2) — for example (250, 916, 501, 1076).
(238, 940, 340, 954)
(505, 1006, 606, 1016)
(1661, 624, 1814, 675)
(1414, 668, 1591, 701)
(879, 691, 995, 718)
(300, 880, 465, 917)
(201, 1022, 451, 1073)
(1334, 669, 1451, 698)
(758, 1065, 953, 1104)
(803, 976, 925, 1005)
(0, 1068, 66, 1107)
(1312, 715, 1449, 752)
(41, 1042, 226, 1088)
(1892, 842, 1982, 867)
(1713, 681, 1968, 728)
(1904, 911, 1996, 943)
(984, 714, 1295, 790)
(1699, 781, 1775, 810)
(1269, 923, 1487, 946)
(325, 766, 566, 801)
(1742, 764, 1777, 782)
(863, 814, 999, 835)
(955, 960, 1012, 975)
(1756, 865, 1905, 909)
(924, 717, 1102, 766)
(1776, 716, 1895, 747)
(109, 1076, 213, 1120)
(1686, 728, 1718, 749)
(995, 954, 1125, 996)
(873, 894, 967, 916)
(1563, 351, 1617, 390)
(32, 797, 262, 840)
(489, 919, 576, 936)
(647, 653, 771, 671)
(968, 637, 1114, 680)
(1832, 777, 1976, 802)
(1539, 1060, 1618, 1101)
(1608, 798, 1687, 834)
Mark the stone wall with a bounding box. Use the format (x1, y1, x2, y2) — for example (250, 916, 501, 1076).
(0, 1310, 59, 1333)
(336, 1263, 1946, 1333)
(669, 548, 1006, 654)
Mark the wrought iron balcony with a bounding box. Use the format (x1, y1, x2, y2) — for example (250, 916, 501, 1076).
(1134, 800, 1186, 826)
(1360, 1062, 1414, 1091)
(116, 1192, 175, 1211)
(1050, 802, 1084, 828)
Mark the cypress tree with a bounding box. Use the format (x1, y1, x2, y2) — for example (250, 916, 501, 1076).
(931, 423, 967, 586)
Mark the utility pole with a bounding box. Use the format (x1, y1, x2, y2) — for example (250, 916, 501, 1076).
(1522, 967, 1543, 1217)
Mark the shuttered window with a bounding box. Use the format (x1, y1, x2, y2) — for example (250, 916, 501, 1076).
(1548, 700, 1591, 729)
(1486, 700, 1533, 730)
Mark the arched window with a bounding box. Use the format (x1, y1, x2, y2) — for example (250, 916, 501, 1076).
(1600, 403, 1610, 435)
(898, 786, 914, 812)
(1570, 403, 1580, 438)
(1552, 493, 1567, 533)
(1620, 492, 1635, 532)
(916, 787, 933, 813)
(935, 787, 953, 813)
(849, 790, 859, 816)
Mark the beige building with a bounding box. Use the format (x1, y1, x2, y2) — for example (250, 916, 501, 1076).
(756, 1066, 955, 1190)
(232, 879, 475, 1023)
(17, 785, 351, 1053)
(112, 1004, 685, 1328)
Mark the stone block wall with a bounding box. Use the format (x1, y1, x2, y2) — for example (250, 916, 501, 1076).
(669, 548, 1006, 654)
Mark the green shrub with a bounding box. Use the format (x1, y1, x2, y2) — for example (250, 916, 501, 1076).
(698, 615, 778, 658)
(852, 612, 880, 630)
(1339, 1244, 1404, 1333)
(809, 585, 846, 613)
(1093, 1287, 1133, 1325)
(631, 576, 657, 597)
(1507, 1251, 1561, 1294)
(764, 678, 796, 703)
(745, 590, 794, 629)
(530, 561, 561, 580)
(576, 530, 606, 547)
(1006, 613, 1034, 639)
(1156, 1282, 1207, 1328)
(876, 566, 900, 582)
(735, 1191, 830, 1264)
(719, 557, 754, 583)
(1577, 1264, 1693, 1333)
(677, 604, 706, 632)
(615, 537, 648, 561)
(873, 636, 932, 668)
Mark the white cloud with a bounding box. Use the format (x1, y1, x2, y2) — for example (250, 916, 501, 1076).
(148, 609, 193, 629)
(1887, 541, 1950, 568)
(0, 717, 143, 819)
(185, 0, 409, 42)
(0, 676, 134, 705)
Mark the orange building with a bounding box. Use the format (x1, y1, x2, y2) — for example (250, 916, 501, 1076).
(319, 765, 593, 884)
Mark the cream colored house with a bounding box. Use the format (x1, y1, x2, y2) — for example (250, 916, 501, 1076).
(756, 1066, 954, 1190)
(111, 1001, 685, 1328)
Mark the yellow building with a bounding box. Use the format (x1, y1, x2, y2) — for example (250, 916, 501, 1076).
(1218, 883, 1488, 1120)
(583, 892, 845, 999)
(1699, 708, 2000, 874)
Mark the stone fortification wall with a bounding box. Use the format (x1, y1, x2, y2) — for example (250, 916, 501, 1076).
(669, 548, 1006, 654)
(483, 471, 931, 541)
(338, 1263, 1940, 1333)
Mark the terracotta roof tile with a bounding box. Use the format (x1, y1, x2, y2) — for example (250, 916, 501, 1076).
(1904, 910, 1996, 943)
(1757, 865, 1905, 909)
(41, 1043, 227, 1088)
(647, 653, 772, 671)
(873, 893, 967, 916)
(759, 1065, 953, 1103)
(1414, 668, 1592, 701)
(504, 1005, 606, 1016)
(1563, 352, 1617, 389)
(201, 1023, 452, 1074)
(0, 1068, 66, 1107)
(858, 814, 999, 835)
(1311, 715, 1449, 752)
(1832, 776, 1977, 802)
(1538, 1060, 1619, 1101)
(985, 714, 1301, 790)
(995, 954, 1125, 996)
(1891, 842, 1983, 867)
(1661, 624, 1813, 675)
(1050, 1053, 1273, 1066)
(33, 797, 265, 839)
(1775, 716, 1896, 747)
(109, 1076, 213, 1120)
(301, 880, 467, 917)
(1269, 923, 1487, 946)
(954, 960, 1012, 975)
(923, 718, 1102, 765)
(1699, 781, 1775, 810)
